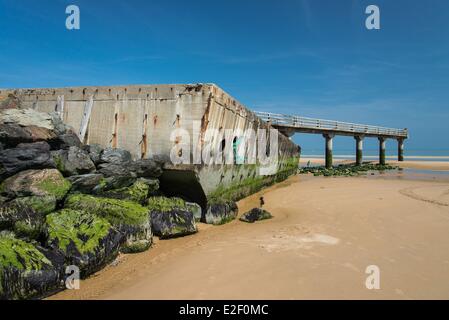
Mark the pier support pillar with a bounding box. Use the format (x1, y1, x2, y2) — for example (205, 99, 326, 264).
(323, 134, 334, 169)
(397, 138, 404, 162)
(355, 136, 364, 166)
(379, 137, 386, 165)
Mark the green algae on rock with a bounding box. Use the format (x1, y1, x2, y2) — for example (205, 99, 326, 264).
(148, 196, 197, 239)
(299, 163, 398, 177)
(46, 209, 122, 276)
(64, 195, 152, 253)
(0, 232, 61, 299)
(204, 199, 238, 225)
(97, 178, 157, 204)
(0, 197, 55, 240)
(0, 169, 71, 201)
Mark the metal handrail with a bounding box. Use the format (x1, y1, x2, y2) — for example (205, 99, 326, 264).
(255, 111, 408, 138)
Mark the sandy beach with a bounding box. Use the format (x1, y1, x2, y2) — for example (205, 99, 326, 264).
(50, 161, 449, 300)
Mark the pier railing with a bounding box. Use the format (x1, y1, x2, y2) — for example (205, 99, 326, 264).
(255, 111, 408, 138)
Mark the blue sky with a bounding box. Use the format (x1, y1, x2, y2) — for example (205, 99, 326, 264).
(1, 0, 448, 155)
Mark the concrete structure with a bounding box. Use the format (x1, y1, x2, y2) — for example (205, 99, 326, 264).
(1, 84, 300, 209)
(256, 112, 408, 167)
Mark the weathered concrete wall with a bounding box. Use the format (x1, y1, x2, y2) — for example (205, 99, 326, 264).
(1, 84, 300, 207)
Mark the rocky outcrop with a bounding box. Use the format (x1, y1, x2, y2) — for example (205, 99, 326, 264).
(52, 146, 96, 177)
(239, 208, 272, 223)
(65, 194, 152, 253)
(46, 209, 122, 276)
(0, 142, 55, 180)
(204, 200, 238, 225)
(148, 197, 197, 239)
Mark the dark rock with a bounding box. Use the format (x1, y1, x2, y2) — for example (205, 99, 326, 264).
(97, 162, 134, 178)
(204, 200, 238, 225)
(239, 208, 272, 223)
(83, 144, 103, 165)
(130, 159, 163, 178)
(0, 233, 63, 300)
(148, 197, 197, 239)
(0, 123, 57, 148)
(50, 131, 82, 150)
(68, 173, 104, 194)
(65, 195, 152, 253)
(0, 169, 71, 201)
(52, 146, 96, 177)
(48, 112, 70, 136)
(45, 209, 122, 277)
(0, 141, 55, 180)
(100, 147, 132, 165)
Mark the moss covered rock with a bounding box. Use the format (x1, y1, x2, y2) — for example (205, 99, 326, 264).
(0, 169, 71, 201)
(148, 197, 197, 239)
(97, 178, 156, 204)
(46, 209, 122, 276)
(239, 208, 272, 223)
(65, 195, 152, 253)
(204, 199, 238, 225)
(0, 232, 62, 299)
(0, 196, 56, 240)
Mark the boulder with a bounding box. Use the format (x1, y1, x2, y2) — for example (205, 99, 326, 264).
(0, 108, 55, 130)
(97, 179, 153, 204)
(46, 209, 122, 276)
(83, 144, 103, 165)
(130, 159, 163, 178)
(65, 195, 152, 253)
(68, 173, 104, 194)
(49, 131, 82, 150)
(204, 200, 238, 225)
(91, 175, 136, 194)
(0, 232, 63, 300)
(52, 146, 96, 177)
(97, 162, 135, 178)
(0, 169, 71, 201)
(239, 208, 273, 223)
(100, 147, 132, 165)
(148, 197, 197, 239)
(0, 141, 55, 180)
(186, 202, 202, 222)
(0, 123, 57, 148)
(0, 196, 56, 239)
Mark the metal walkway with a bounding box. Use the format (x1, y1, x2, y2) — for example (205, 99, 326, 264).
(255, 111, 408, 139)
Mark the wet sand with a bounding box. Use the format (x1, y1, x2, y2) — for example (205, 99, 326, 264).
(50, 162, 449, 300)
(300, 158, 449, 171)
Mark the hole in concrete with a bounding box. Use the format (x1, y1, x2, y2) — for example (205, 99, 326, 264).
(159, 170, 208, 212)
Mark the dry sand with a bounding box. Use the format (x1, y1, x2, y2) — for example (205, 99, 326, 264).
(49, 161, 449, 300)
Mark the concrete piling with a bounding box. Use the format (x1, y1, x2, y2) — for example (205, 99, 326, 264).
(355, 136, 364, 166)
(324, 134, 334, 169)
(398, 138, 404, 162)
(379, 137, 386, 165)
